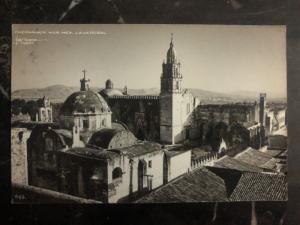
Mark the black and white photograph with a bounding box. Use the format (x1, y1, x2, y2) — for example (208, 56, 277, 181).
(10, 24, 287, 205)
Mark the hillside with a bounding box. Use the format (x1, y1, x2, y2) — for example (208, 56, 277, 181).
(12, 85, 285, 103)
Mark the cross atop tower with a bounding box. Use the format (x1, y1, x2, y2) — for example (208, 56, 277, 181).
(80, 69, 90, 91)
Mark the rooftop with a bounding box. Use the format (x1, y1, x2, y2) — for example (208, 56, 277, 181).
(229, 172, 287, 201)
(88, 128, 123, 149)
(234, 147, 273, 167)
(136, 168, 227, 203)
(88, 128, 137, 149)
(260, 158, 281, 171)
(259, 146, 283, 158)
(62, 147, 118, 160)
(111, 141, 162, 157)
(64, 141, 163, 160)
(213, 155, 263, 172)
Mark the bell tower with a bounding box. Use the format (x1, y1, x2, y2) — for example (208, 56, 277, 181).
(160, 34, 184, 144)
(160, 33, 183, 94)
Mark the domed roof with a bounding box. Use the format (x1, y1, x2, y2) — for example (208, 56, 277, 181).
(88, 128, 137, 149)
(99, 88, 124, 97)
(105, 79, 113, 89)
(60, 90, 111, 116)
(167, 44, 176, 63)
(166, 35, 177, 63)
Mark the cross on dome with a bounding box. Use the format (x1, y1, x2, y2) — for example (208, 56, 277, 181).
(80, 69, 90, 91)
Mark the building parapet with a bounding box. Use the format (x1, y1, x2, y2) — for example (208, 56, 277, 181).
(191, 152, 222, 170)
(108, 95, 159, 100)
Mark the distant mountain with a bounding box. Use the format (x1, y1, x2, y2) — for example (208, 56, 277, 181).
(12, 85, 81, 102)
(12, 85, 285, 103)
(12, 85, 160, 102)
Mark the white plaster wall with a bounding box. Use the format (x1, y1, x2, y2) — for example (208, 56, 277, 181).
(107, 155, 130, 203)
(168, 150, 191, 181)
(108, 150, 164, 203)
(277, 110, 286, 128)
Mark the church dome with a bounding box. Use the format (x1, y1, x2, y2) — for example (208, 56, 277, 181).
(99, 79, 124, 97)
(99, 88, 124, 97)
(105, 79, 113, 89)
(60, 90, 111, 116)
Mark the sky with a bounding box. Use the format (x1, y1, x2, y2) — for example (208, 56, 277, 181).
(12, 24, 286, 98)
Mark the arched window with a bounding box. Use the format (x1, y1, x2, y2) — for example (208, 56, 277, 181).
(112, 167, 122, 180)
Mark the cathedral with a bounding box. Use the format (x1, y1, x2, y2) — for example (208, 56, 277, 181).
(100, 36, 199, 145)
(11, 35, 286, 203)
(99, 35, 265, 149)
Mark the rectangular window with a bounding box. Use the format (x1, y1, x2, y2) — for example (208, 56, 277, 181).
(148, 160, 152, 168)
(83, 119, 89, 129)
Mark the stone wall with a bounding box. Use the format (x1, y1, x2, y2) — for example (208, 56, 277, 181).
(27, 126, 66, 191)
(57, 153, 109, 203)
(108, 96, 160, 142)
(195, 103, 258, 125)
(11, 128, 31, 185)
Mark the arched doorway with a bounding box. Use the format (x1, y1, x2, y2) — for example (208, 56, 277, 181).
(138, 160, 147, 192)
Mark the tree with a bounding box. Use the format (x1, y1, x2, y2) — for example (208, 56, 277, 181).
(22, 100, 38, 120)
(11, 99, 26, 115)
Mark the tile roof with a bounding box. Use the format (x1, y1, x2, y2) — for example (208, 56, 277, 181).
(63, 147, 118, 160)
(259, 147, 283, 158)
(136, 168, 227, 203)
(229, 172, 287, 201)
(205, 167, 243, 197)
(260, 158, 281, 171)
(113, 141, 162, 157)
(234, 147, 273, 167)
(213, 155, 263, 172)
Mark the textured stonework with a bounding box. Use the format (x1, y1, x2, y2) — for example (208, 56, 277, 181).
(11, 128, 31, 185)
(160, 37, 199, 144)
